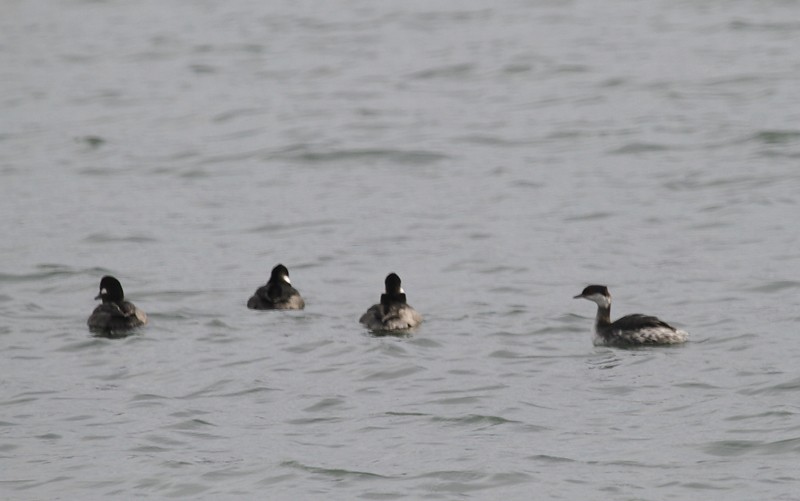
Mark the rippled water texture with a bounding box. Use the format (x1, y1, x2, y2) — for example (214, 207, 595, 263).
(2, 1, 800, 499)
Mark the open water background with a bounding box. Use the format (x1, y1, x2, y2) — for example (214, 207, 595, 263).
(2, 0, 800, 499)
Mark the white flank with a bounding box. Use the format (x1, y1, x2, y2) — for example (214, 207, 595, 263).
(618, 326, 687, 344)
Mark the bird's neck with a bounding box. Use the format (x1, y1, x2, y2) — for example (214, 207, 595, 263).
(381, 292, 406, 306)
(595, 304, 611, 330)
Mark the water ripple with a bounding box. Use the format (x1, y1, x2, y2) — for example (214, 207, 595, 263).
(281, 460, 389, 479)
(702, 437, 800, 457)
(752, 130, 800, 145)
(270, 146, 449, 165)
(409, 63, 474, 80)
(82, 233, 157, 244)
(608, 143, 671, 155)
(744, 281, 800, 294)
(738, 376, 800, 396)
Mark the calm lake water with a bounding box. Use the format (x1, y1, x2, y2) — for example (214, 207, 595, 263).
(2, 0, 800, 499)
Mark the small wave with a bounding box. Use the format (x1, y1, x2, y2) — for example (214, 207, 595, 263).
(674, 382, 722, 390)
(0, 396, 39, 407)
(280, 460, 388, 479)
(430, 414, 520, 426)
(426, 396, 481, 406)
(526, 454, 576, 463)
(664, 173, 780, 192)
(188, 63, 216, 74)
(745, 281, 800, 294)
(219, 357, 273, 369)
(83, 233, 157, 244)
(74, 135, 105, 148)
(725, 410, 794, 422)
(503, 63, 533, 74)
(0, 264, 84, 283)
(587, 351, 622, 370)
(55, 339, 110, 351)
(702, 437, 800, 456)
(429, 384, 508, 395)
(285, 417, 343, 425)
(730, 20, 800, 32)
(599, 77, 627, 87)
(272, 147, 449, 166)
(178, 168, 212, 179)
(489, 349, 533, 359)
(78, 166, 120, 176)
(564, 211, 614, 222)
(408, 337, 442, 348)
(411, 469, 533, 491)
(409, 63, 473, 80)
(219, 386, 278, 397)
(178, 379, 235, 399)
(282, 339, 336, 354)
(361, 365, 425, 381)
(212, 107, 268, 123)
(129, 445, 173, 453)
(247, 218, 340, 235)
(752, 130, 800, 145)
(165, 419, 216, 430)
(453, 134, 534, 147)
(608, 143, 670, 155)
(35, 433, 61, 440)
(554, 64, 589, 74)
(738, 376, 800, 396)
(595, 459, 667, 469)
(130, 393, 169, 401)
(303, 397, 347, 412)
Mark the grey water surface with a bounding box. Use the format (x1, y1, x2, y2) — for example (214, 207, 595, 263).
(2, 0, 800, 499)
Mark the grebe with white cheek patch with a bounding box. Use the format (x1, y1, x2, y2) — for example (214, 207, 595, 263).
(574, 285, 688, 346)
